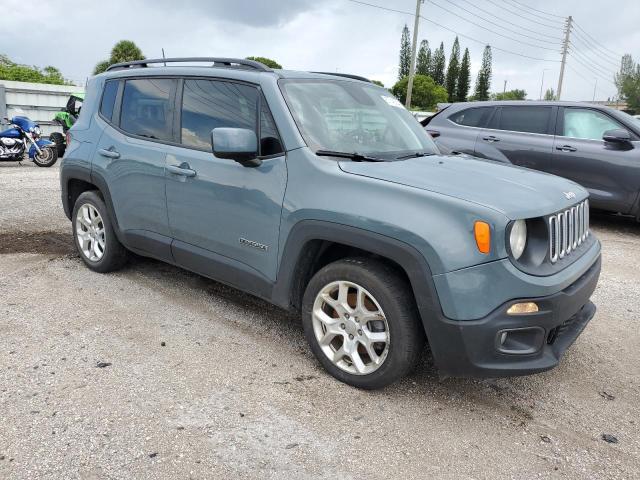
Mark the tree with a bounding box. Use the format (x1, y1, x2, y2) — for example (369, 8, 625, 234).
(246, 56, 282, 69)
(431, 42, 446, 87)
(0, 54, 72, 85)
(391, 74, 448, 110)
(94, 40, 145, 74)
(474, 45, 492, 101)
(544, 88, 556, 100)
(398, 24, 411, 79)
(444, 37, 460, 102)
(371, 79, 385, 87)
(492, 89, 527, 100)
(416, 40, 431, 76)
(456, 48, 471, 102)
(615, 54, 640, 111)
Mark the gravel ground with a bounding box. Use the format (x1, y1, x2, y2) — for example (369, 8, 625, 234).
(1, 161, 639, 479)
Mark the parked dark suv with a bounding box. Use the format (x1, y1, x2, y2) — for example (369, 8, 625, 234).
(424, 101, 640, 220)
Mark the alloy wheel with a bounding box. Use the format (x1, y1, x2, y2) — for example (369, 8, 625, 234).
(75, 204, 106, 262)
(311, 280, 390, 375)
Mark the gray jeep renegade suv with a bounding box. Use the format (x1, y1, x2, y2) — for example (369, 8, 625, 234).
(60, 57, 601, 389)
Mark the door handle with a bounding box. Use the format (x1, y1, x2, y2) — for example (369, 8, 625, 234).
(98, 148, 120, 159)
(556, 145, 577, 152)
(167, 164, 197, 177)
(482, 135, 500, 142)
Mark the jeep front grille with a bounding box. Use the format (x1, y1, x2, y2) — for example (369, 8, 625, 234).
(548, 200, 589, 263)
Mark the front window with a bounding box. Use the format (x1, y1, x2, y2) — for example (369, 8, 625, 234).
(280, 79, 439, 159)
(562, 108, 623, 140)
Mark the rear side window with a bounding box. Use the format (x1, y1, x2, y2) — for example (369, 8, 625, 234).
(120, 78, 175, 141)
(181, 79, 258, 149)
(497, 106, 551, 135)
(99, 80, 119, 121)
(449, 107, 493, 127)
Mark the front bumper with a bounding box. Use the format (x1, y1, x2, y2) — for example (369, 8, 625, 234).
(428, 255, 600, 378)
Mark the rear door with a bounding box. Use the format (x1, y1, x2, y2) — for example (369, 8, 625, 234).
(551, 106, 640, 213)
(476, 105, 556, 171)
(92, 77, 176, 259)
(428, 106, 494, 155)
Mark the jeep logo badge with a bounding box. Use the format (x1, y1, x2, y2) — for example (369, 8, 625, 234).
(563, 191, 576, 200)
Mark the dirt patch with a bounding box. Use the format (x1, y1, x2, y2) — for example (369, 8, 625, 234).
(0, 231, 75, 255)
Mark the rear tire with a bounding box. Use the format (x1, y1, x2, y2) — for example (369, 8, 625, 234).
(302, 257, 425, 389)
(72, 191, 128, 273)
(49, 132, 65, 157)
(32, 145, 58, 167)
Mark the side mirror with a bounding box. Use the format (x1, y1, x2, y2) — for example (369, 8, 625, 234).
(602, 128, 631, 144)
(426, 129, 441, 138)
(211, 127, 261, 167)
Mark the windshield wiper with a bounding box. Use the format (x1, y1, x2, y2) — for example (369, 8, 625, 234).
(315, 150, 386, 162)
(395, 152, 435, 160)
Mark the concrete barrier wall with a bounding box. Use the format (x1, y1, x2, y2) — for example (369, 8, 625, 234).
(0, 80, 85, 136)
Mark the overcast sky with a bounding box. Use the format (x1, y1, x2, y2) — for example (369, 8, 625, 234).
(3, 0, 638, 101)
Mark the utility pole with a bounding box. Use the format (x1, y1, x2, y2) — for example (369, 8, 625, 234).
(503, 80, 507, 93)
(539, 68, 550, 100)
(405, 0, 424, 109)
(592, 78, 598, 102)
(557, 15, 572, 101)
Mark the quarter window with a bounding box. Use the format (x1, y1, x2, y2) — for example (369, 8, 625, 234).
(120, 79, 175, 141)
(260, 95, 283, 156)
(99, 80, 119, 121)
(497, 106, 551, 134)
(449, 107, 493, 127)
(563, 108, 623, 140)
(181, 79, 258, 149)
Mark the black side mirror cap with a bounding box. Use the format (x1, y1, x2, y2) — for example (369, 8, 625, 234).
(603, 128, 631, 143)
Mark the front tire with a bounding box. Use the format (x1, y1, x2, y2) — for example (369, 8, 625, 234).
(72, 191, 128, 272)
(32, 145, 58, 167)
(302, 258, 425, 389)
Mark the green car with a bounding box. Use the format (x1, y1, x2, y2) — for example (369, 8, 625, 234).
(50, 92, 84, 157)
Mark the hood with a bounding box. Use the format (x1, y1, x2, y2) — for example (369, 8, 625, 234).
(338, 154, 587, 219)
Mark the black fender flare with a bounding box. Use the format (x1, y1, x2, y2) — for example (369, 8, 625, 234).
(272, 220, 444, 333)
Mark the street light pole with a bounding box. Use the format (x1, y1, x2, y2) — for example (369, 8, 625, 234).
(405, 0, 424, 109)
(539, 69, 550, 100)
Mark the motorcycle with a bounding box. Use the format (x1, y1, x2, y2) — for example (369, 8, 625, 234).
(0, 114, 58, 167)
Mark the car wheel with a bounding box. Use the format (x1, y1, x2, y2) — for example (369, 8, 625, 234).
(302, 257, 425, 389)
(72, 191, 127, 273)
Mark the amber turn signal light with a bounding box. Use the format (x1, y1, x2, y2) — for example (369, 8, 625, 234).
(507, 302, 540, 315)
(474, 221, 491, 254)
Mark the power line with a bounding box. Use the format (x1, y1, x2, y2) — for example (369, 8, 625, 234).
(503, 0, 566, 20)
(427, 0, 562, 52)
(440, 0, 563, 45)
(487, 0, 564, 30)
(567, 52, 617, 86)
(570, 35, 621, 69)
(567, 43, 618, 77)
(571, 28, 622, 67)
(347, 0, 560, 62)
(572, 21, 624, 59)
(454, 0, 563, 42)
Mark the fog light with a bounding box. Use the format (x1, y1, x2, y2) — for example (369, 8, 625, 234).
(507, 302, 539, 315)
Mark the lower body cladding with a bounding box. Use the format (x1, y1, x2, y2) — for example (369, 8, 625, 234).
(425, 256, 601, 378)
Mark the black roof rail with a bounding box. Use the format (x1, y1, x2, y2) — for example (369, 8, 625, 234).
(105, 57, 273, 72)
(310, 72, 372, 83)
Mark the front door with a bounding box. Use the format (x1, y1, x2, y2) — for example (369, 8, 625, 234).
(165, 78, 287, 288)
(551, 106, 640, 213)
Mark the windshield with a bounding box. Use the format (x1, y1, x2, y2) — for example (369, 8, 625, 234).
(280, 79, 439, 159)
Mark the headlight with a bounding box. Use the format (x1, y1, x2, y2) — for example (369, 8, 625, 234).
(509, 219, 527, 260)
(30, 126, 41, 137)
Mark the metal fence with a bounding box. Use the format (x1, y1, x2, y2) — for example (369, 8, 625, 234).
(0, 80, 85, 136)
